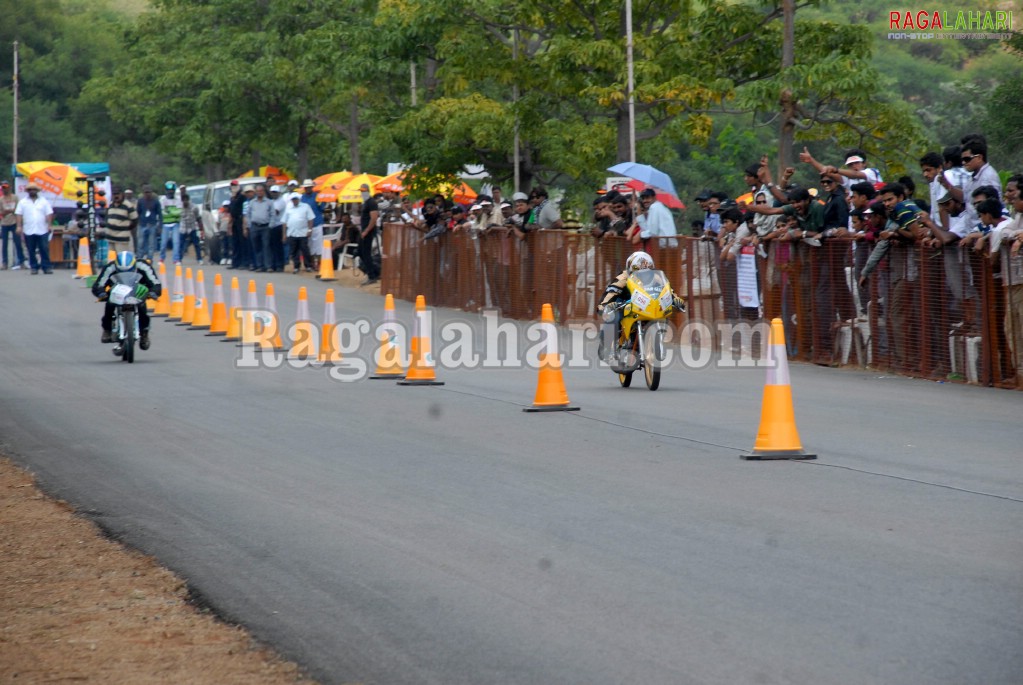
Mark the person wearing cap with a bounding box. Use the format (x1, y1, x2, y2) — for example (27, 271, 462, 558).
(1, 180, 26, 270)
(357, 182, 380, 285)
(799, 147, 882, 198)
(159, 181, 183, 264)
(267, 184, 287, 271)
(282, 192, 315, 274)
(15, 183, 55, 274)
(299, 179, 325, 271)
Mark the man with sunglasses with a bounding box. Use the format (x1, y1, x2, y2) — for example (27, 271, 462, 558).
(940, 136, 1001, 229)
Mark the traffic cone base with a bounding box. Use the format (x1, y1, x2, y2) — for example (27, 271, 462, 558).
(741, 318, 815, 461)
(523, 304, 578, 411)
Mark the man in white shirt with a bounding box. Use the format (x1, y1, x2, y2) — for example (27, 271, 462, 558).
(15, 183, 55, 274)
(282, 193, 315, 273)
(943, 138, 1001, 228)
(635, 188, 678, 247)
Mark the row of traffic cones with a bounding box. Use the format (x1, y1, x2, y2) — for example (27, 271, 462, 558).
(145, 262, 811, 455)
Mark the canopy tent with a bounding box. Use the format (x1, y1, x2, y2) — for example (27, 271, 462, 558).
(239, 166, 293, 185)
(317, 173, 381, 203)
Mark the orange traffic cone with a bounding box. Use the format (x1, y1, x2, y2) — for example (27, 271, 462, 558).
(176, 268, 196, 325)
(317, 289, 342, 364)
(288, 287, 317, 359)
(188, 270, 212, 329)
(255, 282, 285, 352)
(317, 239, 337, 281)
(220, 277, 243, 342)
(73, 238, 92, 279)
(236, 279, 259, 347)
(524, 303, 579, 412)
(152, 261, 170, 316)
(166, 264, 185, 321)
(370, 293, 406, 379)
(398, 295, 444, 386)
(206, 273, 229, 336)
(741, 318, 816, 460)
(107, 249, 116, 263)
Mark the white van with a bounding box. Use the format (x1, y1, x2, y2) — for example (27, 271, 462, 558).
(200, 176, 266, 264)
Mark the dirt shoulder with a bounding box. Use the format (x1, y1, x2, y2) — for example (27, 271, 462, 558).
(0, 456, 318, 684)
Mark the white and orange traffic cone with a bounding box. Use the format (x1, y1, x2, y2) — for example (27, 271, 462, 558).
(166, 264, 185, 321)
(206, 273, 229, 336)
(188, 270, 212, 330)
(255, 282, 285, 352)
(176, 267, 196, 326)
(398, 295, 444, 386)
(152, 261, 170, 317)
(288, 287, 318, 360)
(107, 248, 116, 263)
(317, 288, 342, 364)
(741, 318, 815, 460)
(73, 237, 92, 279)
(220, 277, 243, 342)
(370, 293, 406, 379)
(524, 303, 578, 412)
(317, 239, 337, 281)
(236, 279, 259, 347)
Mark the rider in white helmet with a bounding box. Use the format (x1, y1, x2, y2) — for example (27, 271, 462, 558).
(596, 250, 684, 362)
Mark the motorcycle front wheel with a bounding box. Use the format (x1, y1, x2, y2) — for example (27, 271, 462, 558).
(618, 371, 633, 387)
(643, 324, 665, 390)
(123, 309, 136, 363)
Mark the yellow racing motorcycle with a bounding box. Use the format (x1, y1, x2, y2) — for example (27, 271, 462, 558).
(602, 268, 681, 390)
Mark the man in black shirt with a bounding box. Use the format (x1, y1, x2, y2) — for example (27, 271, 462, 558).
(359, 183, 380, 285)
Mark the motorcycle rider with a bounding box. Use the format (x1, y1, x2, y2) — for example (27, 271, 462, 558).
(92, 251, 161, 351)
(596, 251, 685, 362)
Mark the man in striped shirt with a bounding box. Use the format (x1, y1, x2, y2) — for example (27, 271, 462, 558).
(100, 188, 139, 252)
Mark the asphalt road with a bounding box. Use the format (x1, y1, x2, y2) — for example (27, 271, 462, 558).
(2, 265, 1022, 685)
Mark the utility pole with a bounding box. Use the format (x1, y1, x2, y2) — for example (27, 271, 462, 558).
(13, 41, 19, 172)
(512, 29, 521, 193)
(625, 0, 636, 162)
(778, 0, 796, 178)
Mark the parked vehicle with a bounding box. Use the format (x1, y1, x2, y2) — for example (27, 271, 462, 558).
(200, 176, 266, 264)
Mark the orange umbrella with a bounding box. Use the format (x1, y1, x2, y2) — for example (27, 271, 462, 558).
(436, 181, 477, 205)
(317, 173, 381, 203)
(19, 162, 87, 200)
(375, 170, 406, 193)
(313, 171, 353, 192)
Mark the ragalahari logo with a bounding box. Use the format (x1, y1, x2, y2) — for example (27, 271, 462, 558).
(887, 8, 1013, 40)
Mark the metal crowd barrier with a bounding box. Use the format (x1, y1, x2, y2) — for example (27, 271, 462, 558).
(380, 223, 1022, 389)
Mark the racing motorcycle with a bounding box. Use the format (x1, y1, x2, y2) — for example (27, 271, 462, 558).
(603, 268, 680, 390)
(105, 272, 147, 363)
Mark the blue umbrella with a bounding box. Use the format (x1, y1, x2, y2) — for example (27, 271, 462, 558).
(607, 162, 678, 198)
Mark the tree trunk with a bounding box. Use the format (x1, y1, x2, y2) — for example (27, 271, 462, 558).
(615, 106, 632, 164)
(296, 120, 309, 181)
(424, 58, 439, 102)
(348, 98, 361, 174)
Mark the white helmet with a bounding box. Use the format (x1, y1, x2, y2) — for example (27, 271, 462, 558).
(626, 250, 654, 273)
